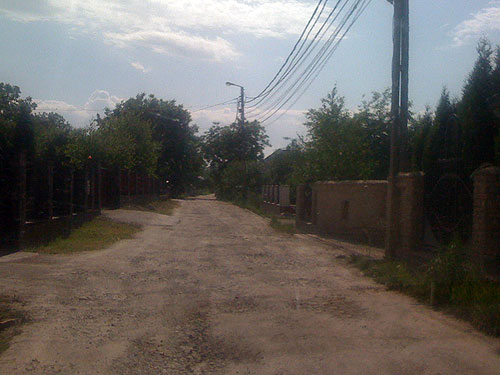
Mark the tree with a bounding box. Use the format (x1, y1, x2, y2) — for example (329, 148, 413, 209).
(202, 120, 270, 199)
(491, 46, 500, 164)
(354, 88, 392, 179)
(410, 106, 433, 171)
(299, 87, 378, 182)
(32, 112, 72, 163)
(460, 39, 496, 173)
(103, 93, 203, 195)
(263, 139, 304, 185)
(94, 112, 159, 174)
(0, 83, 36, 158)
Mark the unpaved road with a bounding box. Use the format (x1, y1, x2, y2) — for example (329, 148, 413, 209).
(1, 196, 499, 374)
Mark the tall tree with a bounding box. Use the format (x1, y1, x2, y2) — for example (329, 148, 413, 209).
(202, 120, 269, 199)
(299, 87, 377, 182)
(104, 93, 203, 195)
(460, 39, 496, 173)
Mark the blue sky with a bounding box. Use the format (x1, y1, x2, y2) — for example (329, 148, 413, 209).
(1, 0, 500, 151)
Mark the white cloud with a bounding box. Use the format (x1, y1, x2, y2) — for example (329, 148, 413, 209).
(0, 0, 318, 62)
(34, 90, 123, 127)
(84, 90, 122, 111)
(452, 2, 500, 46)
(130, 61, 150, 73)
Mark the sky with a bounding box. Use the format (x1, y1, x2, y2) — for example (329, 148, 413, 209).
(1, 0, 500, 152)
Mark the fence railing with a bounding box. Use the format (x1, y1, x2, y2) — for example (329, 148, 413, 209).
(0, 152, 164, 250)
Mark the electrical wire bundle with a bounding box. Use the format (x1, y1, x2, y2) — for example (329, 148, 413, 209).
(246, 0, 373, 124)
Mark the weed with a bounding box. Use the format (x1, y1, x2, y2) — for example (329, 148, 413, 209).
(350, 250, 500, 336)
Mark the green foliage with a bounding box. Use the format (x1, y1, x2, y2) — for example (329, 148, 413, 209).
(460, 39, 498, 174)
(202, 121, 269, 200)
(217, 160, 264, 200)
(294, 86, 391, 183)
(354, 88, 392, 179)
(0, 83, 203, 197)
(32, 112, 72, 163)
(95, 112, 159, 174)
(106, 93, 203, 195)
(410, 106, 433, 170)
(0, 83, 36, 158)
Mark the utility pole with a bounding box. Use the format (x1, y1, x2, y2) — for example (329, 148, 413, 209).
(226, 81, 245, 124)
(240, 85, 245, 124)
(386, 0, 410, 258)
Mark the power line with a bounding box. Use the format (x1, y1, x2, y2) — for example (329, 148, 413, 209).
(257, 0, 369, 121)
(246, 0, 350, 115)
(246, 0, 328, 104)
(260, 0, 372, 124)
(249, 0, 371, 124)
(247, 0, 346, 111)
(190, 97, 239, 113)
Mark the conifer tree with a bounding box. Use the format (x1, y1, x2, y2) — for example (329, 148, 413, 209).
(460, 39, 496, 174)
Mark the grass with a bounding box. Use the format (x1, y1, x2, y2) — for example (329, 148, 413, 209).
(0, 296, 26, 355)
(270, 216, 297, 235)
(29, 217, 140, 254)
(121, 197, 180, 215)
(350, 249, 500, 337)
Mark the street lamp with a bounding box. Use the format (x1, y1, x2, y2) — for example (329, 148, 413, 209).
(225, 81, 245, 124)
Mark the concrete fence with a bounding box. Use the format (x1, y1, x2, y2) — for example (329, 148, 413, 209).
(261, 184, 292, 215)
(297, 181, 388, 246)
(265, 167, 499, 265)
(295, 174, 425, 250)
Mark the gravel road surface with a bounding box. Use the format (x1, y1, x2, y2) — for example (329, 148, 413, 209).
(0, 196, 499, 374)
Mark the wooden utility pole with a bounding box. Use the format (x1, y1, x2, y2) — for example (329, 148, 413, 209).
(386, 0, 410, 258)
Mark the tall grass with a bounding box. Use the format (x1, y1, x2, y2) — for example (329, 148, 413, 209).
(350, 246, 500, 336)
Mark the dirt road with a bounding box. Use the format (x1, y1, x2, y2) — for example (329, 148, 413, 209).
(0, 196, 499, 374)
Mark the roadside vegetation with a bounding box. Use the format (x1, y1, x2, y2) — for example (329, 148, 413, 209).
(30, 217, 140, 255)
(350, 248, 500, 337)
(121, 197, 180, 216)
(0, 296, 26, 355)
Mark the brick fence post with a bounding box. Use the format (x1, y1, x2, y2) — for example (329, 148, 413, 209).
(385, 176, 400, 258)
(296, 184, 306, 223)
(472, 166, 500, 262)
(397, 172, 425, 253)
